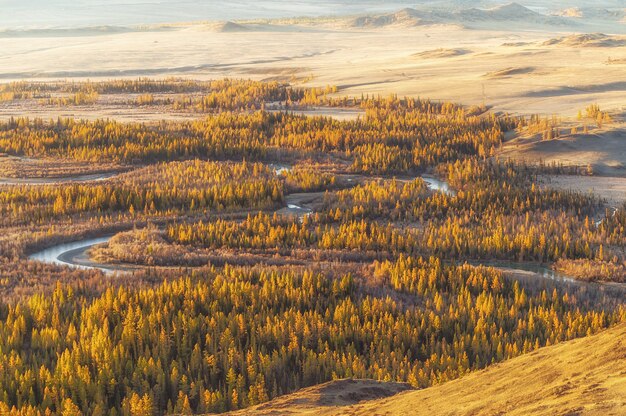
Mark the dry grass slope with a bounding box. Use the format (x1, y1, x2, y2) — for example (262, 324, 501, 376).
(499, 116, 626, 177)
(225, 379, 413, 415)
(228, 323, 626, 415)
(543, 34, 626, 48)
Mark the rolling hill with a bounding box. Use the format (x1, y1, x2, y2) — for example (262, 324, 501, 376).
(348, 3, 572, 29)
(227, 323, 626, 415)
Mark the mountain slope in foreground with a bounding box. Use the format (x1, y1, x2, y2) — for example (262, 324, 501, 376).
(227, 323, 626, 415)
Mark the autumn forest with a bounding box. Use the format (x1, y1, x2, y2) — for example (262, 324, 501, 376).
(0, 79, 624, 415)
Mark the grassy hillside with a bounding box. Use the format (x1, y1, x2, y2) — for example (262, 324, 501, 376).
(229, 323, 626, 415)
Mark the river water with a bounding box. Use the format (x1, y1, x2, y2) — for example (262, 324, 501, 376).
(29, 236, 112, 270)
(27, 169, 624, 301)
(28, 170, 450, 271)
(422, 174, 454, 196)
(0, 172, 120, 186)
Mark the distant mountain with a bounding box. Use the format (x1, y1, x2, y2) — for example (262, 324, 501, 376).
(349, 8, 434, 28)
(459, 2, 543, 21)
(349, 3, 574, 29)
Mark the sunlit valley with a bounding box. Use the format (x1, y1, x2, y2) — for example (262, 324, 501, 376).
(1, 1, 625, 415)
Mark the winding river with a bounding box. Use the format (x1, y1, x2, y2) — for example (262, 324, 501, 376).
(26, 169, 623, 299)
(421, 175, 454, 196)
(0, 172, 121, 186)
(27, 170, 451, 272)
(27, 229, 626, 302)
(29, 236, 115, 272)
